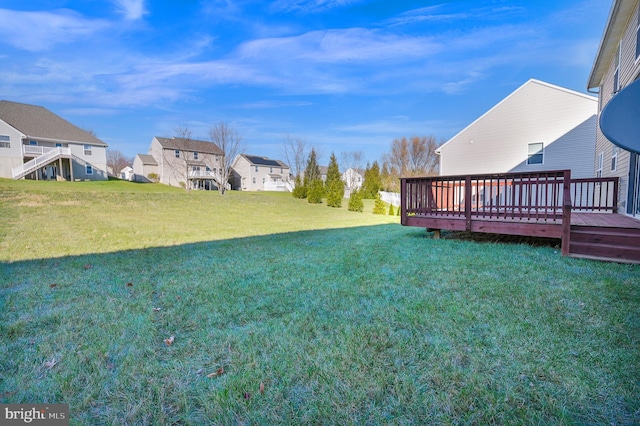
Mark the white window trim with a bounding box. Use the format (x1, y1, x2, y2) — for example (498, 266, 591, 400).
(0, 135, 10, 148)
(611, 146, 618, 172)
(526, 142, 544, 165)
(614, 42, 621, 94)
(86, 164, 93, 175)
(84, 144, 92, 155)
(596, 152, 604, 178)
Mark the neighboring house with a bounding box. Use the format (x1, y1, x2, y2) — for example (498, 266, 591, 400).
(120, 166, 134, 181)
(231, 154, 291, 191)
(0, 100, 108, 181)
(132, 154, 158, 182)
(436, 79, 598, 178)
(587, 0, 640, 217)
(133, 136, 224, 190)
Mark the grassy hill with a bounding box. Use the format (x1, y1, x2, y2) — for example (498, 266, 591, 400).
(1, 179, 639, 424)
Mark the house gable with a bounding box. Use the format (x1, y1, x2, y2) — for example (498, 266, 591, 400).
(437, 79, 597, 178)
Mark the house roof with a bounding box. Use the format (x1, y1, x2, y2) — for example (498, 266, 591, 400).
(0, 100, 107, 146)
(587, 0, 637, 89)
(435, 79, 597, 154)
(154, 136, 223, 155)
(137, 154, 158, 165)
(240, 154, 288, 168)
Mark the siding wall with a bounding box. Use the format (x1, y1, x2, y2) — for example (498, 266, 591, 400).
(0, 121, 25, 178)
(439, 80, 597, 178)
(595, 0, 640, 213)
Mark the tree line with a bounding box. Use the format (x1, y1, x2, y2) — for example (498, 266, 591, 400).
(284, 134, 441, 212)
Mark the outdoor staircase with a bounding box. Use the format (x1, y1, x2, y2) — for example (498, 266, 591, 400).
(12, 147, 71, 180)
(569, 225, 640, 264)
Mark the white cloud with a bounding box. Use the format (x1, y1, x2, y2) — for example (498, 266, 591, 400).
(114, 0, 147, 21)
(238, 28, 441, 63)
(0, 8, 109, 51)
(270, 0, 362, 14)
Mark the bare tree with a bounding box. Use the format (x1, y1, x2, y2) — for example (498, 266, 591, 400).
(163, 127, 197, 192)
(106, 149, 132, 176)
(340, 150, 364, 191)
(209, 122, 243, 195)
(383, 136, 439, 177)
(282, 134, 308, 179)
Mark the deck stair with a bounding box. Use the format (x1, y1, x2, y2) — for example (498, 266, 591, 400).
(12, 147, 71, 180)
(569, 225, 640, 264)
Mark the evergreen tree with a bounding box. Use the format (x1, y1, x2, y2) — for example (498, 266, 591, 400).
(302, 148, 323, 203)
(292, 175, 306, 199)
(325, 152, 344, 208)
(307, 178, 324, 204)
(303, 149, 321, 188)
(348, 190, 364, 212)
(361, 161, 382, 199)
(388, 203, 395, 215)
(373, 194, 387, 214)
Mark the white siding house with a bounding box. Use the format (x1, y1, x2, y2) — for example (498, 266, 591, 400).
(588, 0, 640, 217)
(134, 136, 224, 190)
(231, 154, 291, 191)
(0, 100, 108, 181)
(437, 79, 598, 178)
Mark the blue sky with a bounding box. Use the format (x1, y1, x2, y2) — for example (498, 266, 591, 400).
(0, 0, 610, 165)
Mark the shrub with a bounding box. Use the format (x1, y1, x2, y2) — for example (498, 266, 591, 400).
(326, 180, 344, 208)
(388, 203, 395, 215)
(292, 175, 307, 199)
(307, 179, 324, 204)
(373, 195, 387, 215)
(348, 190, 364, 212)
(147, 173, 159, 182)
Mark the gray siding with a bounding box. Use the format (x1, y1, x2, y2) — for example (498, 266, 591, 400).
(594, 0, 640, 213)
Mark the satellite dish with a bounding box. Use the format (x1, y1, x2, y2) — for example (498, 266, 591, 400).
(600, 78, 640, 154)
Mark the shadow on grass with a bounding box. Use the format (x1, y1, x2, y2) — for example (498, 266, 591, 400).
(1, 224, 639, 424)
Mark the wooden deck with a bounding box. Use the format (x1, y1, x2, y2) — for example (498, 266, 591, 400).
(571, 212, 640, 228)
(401, 170, 640, 263)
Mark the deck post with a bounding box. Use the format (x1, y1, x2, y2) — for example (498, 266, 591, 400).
(400, 178, 407, 226)
(612, 177, 619, 213)
(561, 170, 572, 256)
(464, 175, 472, 231)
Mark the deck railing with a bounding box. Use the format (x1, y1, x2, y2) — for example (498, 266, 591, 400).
(401, 170, 573, 221)
(401, 171, 576, 254)
(570, 177, 618, 212)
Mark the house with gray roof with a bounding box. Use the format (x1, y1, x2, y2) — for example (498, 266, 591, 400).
(231, 154, 291, 191)
(132, 154, 158, 182)
(133, 136, 225, 190)
(0, 100, 108, 181)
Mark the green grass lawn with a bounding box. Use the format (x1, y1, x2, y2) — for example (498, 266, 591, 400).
(1, 179, 639, 425)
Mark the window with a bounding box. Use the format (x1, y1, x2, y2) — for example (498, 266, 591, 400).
(84, 144, 92, 155)
(270, 167, 273, 173)
(175, 150, 180, 158)
(596, 152, 604, 178)
(255, 166, 258, 172)
(614, 42, 621, 93)
(611, 146, 618, 171)
(0, 135, 9, 148)
(252, 177, 256, 184)
(527, 142, 544, 165)
(262, 177, 266, 183)
(55, 143, 62, 147)
(29, 140, 37, 145)
(194, 151, 199, 160)
(86, 165, 93, 175)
